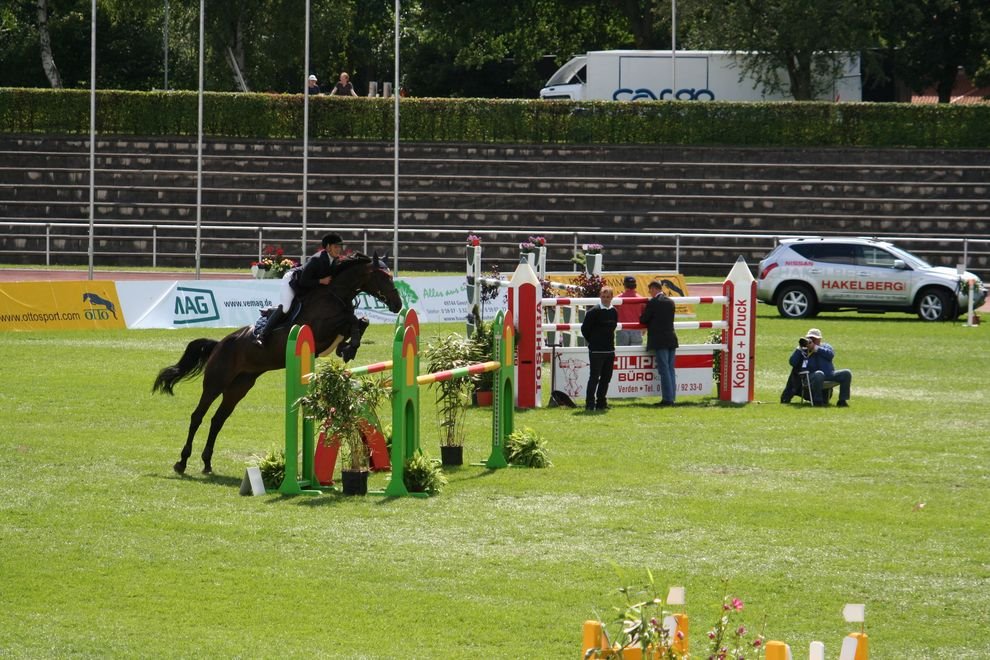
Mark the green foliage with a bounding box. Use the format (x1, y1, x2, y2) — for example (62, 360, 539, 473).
(504, 426, 551, 468)
(402, 452, 447, 495)
(298, 360, 389, 471)
(707, 329, 723, 388)
(468, 305, 495, 391)
(251, 446, 286, 490)
(424, 333, 474, 447)
(3, 88, 990, 148)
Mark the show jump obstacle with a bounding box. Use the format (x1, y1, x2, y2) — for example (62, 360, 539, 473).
(468, 239, 756, 408)
(280, 308, 516, 497)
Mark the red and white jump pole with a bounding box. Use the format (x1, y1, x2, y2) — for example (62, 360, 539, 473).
(508, 257, 757, 407)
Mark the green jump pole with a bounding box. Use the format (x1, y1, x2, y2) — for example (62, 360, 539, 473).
(485, 309, 514, 469)
(280, 324, 323, 495)
(383, 309, 428, 497)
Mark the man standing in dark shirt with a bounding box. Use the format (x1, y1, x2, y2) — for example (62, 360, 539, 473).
(640, 280, 679, 406)
(581, 287, 618, 411)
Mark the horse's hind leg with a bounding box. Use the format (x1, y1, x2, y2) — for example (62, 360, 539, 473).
(200, 373, 260, 474)
(175, 387, 222, 474)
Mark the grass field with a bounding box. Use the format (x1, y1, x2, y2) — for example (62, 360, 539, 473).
(1, 305, 988, 658)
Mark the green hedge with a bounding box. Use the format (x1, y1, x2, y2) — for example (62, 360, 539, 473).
(2, 87, 989, 148)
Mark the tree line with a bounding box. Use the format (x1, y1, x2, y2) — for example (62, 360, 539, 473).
(1, 0, 987, 102)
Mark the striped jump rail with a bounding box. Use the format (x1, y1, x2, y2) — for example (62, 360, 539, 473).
(543, 295, 728, 306)
(541, 320, 727, 332)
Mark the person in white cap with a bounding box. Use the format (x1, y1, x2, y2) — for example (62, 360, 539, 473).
(787, 327, 853, 407)
(306, 74, 321, 95)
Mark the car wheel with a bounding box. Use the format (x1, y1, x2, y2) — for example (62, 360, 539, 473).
(916, 288, 952, 321)
(776, 284, 817, 319)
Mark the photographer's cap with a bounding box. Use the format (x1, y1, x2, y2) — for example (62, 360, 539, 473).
(806, 328, 823, 339)
(308, 74, 318, 82)
(623, 275, 637, 287)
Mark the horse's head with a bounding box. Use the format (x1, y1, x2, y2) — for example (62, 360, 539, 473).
(368, 252, 403, 313)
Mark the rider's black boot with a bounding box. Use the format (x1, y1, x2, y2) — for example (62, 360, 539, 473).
(255, 305, 285, 347)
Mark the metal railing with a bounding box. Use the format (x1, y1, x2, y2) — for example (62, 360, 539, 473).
(1, 220, 988, 277)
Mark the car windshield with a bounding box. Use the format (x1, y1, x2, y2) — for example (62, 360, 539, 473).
(885, 244, 932, 269)
(545, 56, 586, 86)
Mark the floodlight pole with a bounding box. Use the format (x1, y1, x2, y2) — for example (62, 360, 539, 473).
(195, 0, 204, 279)
(392, 0, 400, 274)
(301, 0, 311, 262)
(87, 0, 96, 280)
(671, 0, 677, 93)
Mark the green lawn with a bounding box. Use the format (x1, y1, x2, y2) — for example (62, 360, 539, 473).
(0, 307, 987, 658)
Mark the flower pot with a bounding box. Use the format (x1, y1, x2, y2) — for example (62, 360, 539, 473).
(474, 390, 493, 407)
(340, 469, 369, 496)
(440, 445, 463, 467)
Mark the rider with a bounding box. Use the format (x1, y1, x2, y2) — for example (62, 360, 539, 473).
(255, 233, 345, 347)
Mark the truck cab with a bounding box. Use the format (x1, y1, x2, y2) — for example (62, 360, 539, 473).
(539, 56, 587, 100)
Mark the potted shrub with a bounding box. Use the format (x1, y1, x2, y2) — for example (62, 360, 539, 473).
(468, 305, 495, 406)
(402, 453, 447, 495)
(299, 360, 389, 495)
(504, 427, 552, 468)
(424, 333, 475, 466)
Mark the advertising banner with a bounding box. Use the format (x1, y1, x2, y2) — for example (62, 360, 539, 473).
(0, 281, 126, 331)
(551, 346, 714, 401)
(113, 276, 477, 330)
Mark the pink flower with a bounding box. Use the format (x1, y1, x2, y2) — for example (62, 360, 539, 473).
(676, 630, 684, 640)
(708, 631, 716, 639)
(731, 598, 744, 611)
(752, 639, 763, 648)
(736, 625, 747, 636)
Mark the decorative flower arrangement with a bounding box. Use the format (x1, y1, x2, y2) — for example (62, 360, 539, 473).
(705, 593, 766, 660)
(519, 241, 538, 253)
(251, 245, 298, 279)
(592, 573, 766, 660)
(528, 235, 547, 247)
(480, 265, 504, 303)
(582, 243, 604, 254)
(466, 234, 482, 247)
(575, 271, 604, 297)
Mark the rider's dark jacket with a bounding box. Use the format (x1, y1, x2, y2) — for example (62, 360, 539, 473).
(291, 250, 339, 294)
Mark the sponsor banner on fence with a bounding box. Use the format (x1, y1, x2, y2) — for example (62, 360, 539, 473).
(551, 346, 713, 401)
(1, 276, 497, 331)
(0, 281, 126, 331)
(115, 276, 476, 329)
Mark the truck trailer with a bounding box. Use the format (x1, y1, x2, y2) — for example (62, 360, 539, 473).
(539, 50, 862, 102)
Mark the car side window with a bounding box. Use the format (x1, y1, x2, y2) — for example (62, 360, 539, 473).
(857, 246, 898, 268)
(795, 243, 855, 265)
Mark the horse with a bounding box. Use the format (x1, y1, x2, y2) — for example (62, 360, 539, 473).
(152, 253, 403, 475)
(82, 292, 118, 319)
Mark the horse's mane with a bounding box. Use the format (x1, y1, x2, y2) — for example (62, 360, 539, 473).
(334, 253, 372, 274)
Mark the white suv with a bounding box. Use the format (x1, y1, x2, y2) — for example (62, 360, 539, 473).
(757, 237, 987, 321)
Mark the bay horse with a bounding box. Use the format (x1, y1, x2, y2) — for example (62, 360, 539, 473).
(152, 253, 403, 475)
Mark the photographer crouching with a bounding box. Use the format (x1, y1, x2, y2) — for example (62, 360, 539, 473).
(782, 328, 853, 407)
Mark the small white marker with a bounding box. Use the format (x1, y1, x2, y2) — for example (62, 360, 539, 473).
(842, 603, 865, 623)
(666, 586, 686, 606)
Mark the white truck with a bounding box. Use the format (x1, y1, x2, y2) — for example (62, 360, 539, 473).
(539, 50, 861, 102)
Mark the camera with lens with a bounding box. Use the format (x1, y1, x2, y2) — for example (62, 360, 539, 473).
(798, 337, 809, 349)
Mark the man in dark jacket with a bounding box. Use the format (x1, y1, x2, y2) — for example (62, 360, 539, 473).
(640, 280, 679, 406)
(255, 233, 344, 346)
(580, 287, 618, 411)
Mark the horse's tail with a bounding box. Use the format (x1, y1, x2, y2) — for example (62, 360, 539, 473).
(152, 338, 218, 396)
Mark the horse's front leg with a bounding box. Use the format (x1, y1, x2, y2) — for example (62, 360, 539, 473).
(336, 316, 370, 362)
(201, 373, 260, 474)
